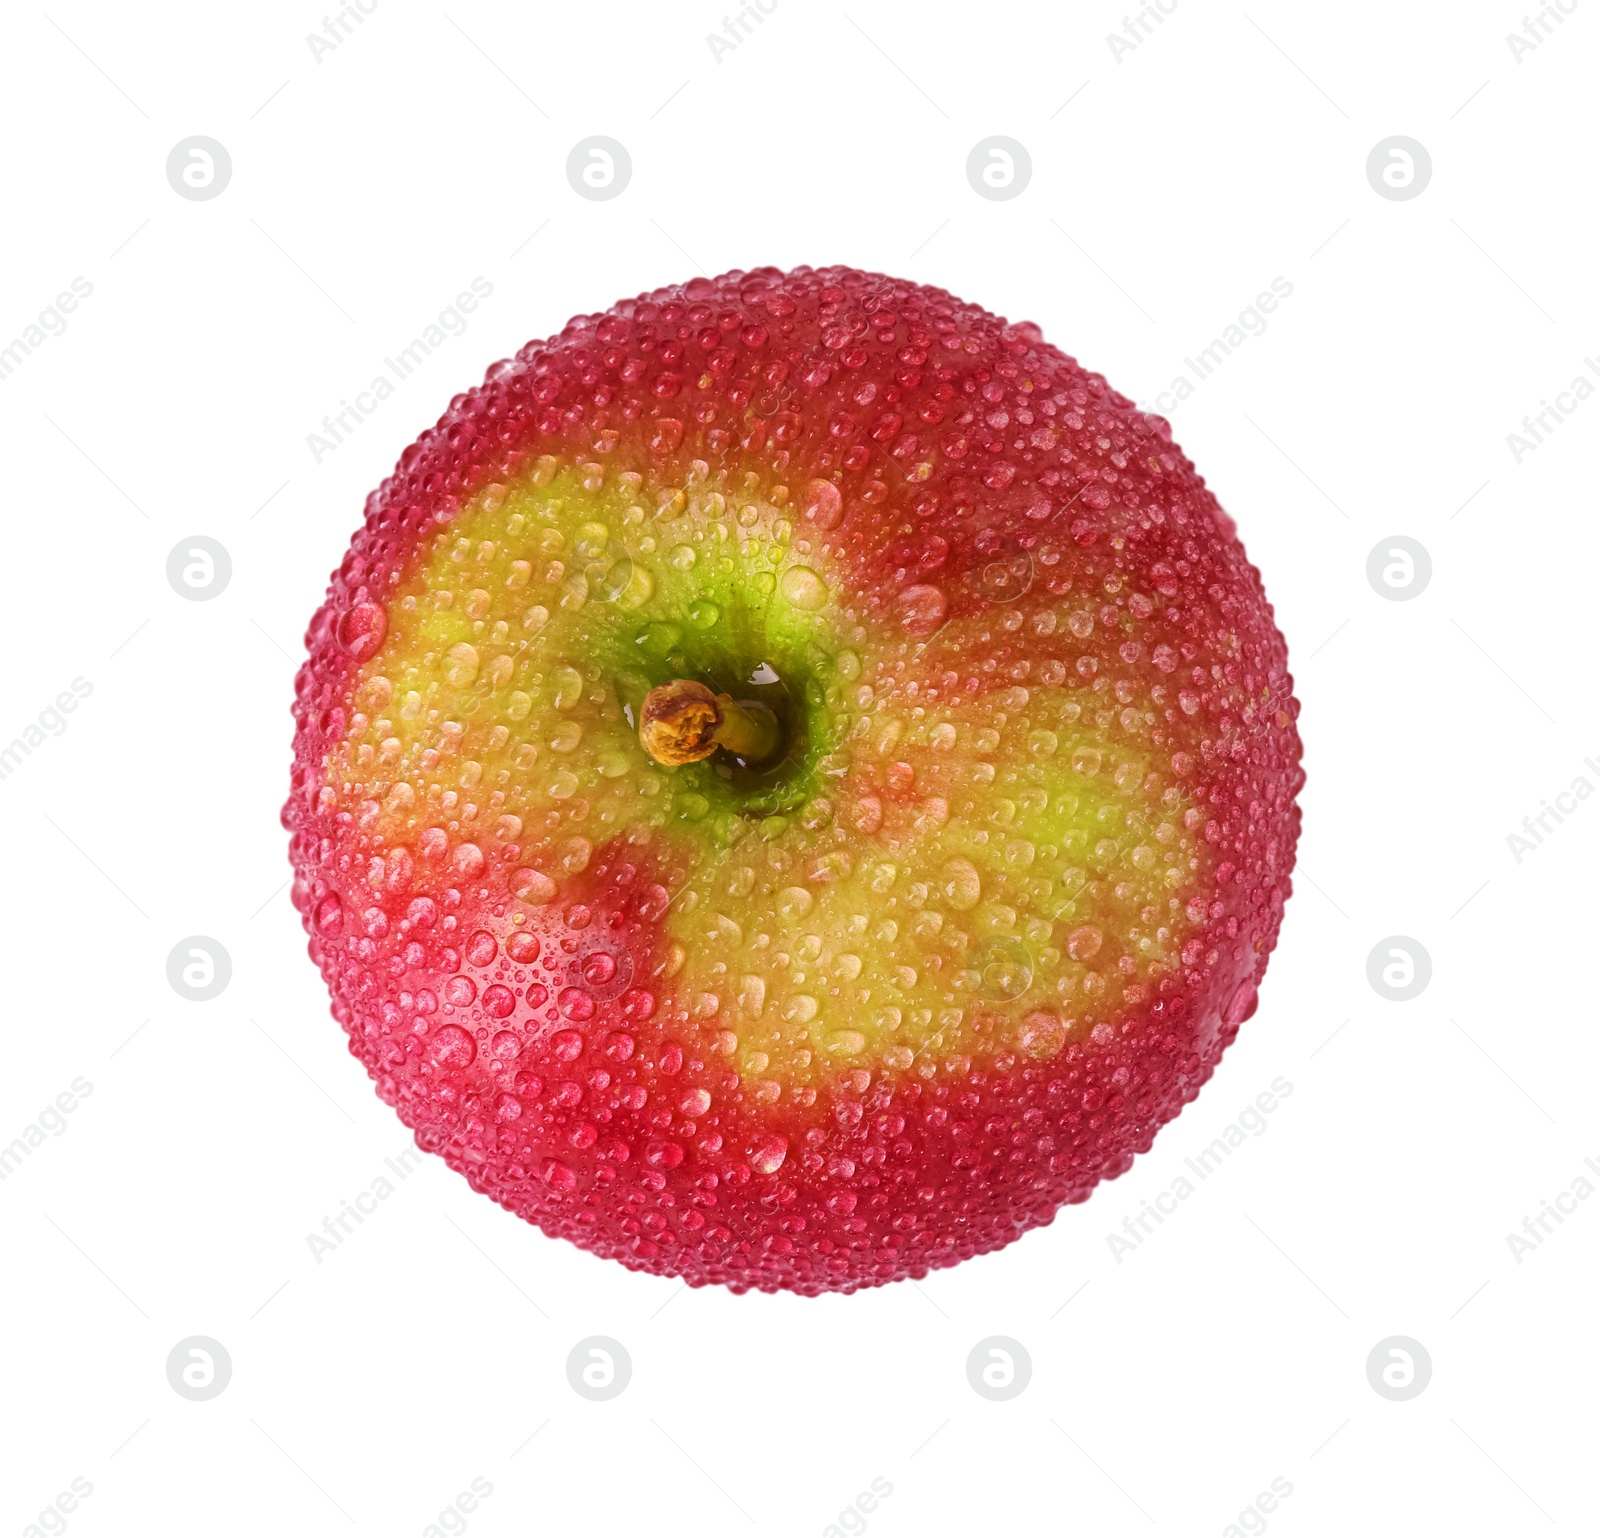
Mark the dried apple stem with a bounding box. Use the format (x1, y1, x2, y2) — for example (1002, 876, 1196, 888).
(639, 680, 781, 766)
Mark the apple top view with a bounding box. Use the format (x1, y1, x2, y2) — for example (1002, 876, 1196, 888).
(284, 264, 1304, 1295)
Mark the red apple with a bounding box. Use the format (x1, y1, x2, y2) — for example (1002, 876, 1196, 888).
(285, 266, 1303, 1294)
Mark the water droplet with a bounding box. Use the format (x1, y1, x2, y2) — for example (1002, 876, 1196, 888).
(751, 1135, 789, 1174)
(802, 479, 843, 530)
(941, 858, 982, 910)
(1225, 979, 1259, 1026)
(780, 566, 829, 610)
(510, 867, 556, 904)
(783, 994, 820, 1024)
(552, 666, 583, 709)
(1067, 925, 1103, 961)
(688, 597, 720, 629)
(431, 1024, 476, 1069)
(895, 584, 947, 635)
(506, 930, 541, 963)
(338, 601, 387, 660)
(776, 886, 813, 919)
(1019, 1011, 1066, 1058)
(446, 642, 480, 686)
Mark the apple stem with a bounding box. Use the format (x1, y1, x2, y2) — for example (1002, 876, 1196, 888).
(639, 680, 781, 767)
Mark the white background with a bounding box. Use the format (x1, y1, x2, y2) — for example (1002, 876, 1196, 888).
(1, 2, 1595, 1534)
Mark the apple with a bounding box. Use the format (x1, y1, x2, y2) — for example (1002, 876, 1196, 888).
(285, 266, 1303, 1294)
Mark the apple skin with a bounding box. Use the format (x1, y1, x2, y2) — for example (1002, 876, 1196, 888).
(285, 266, 1303, 1295)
